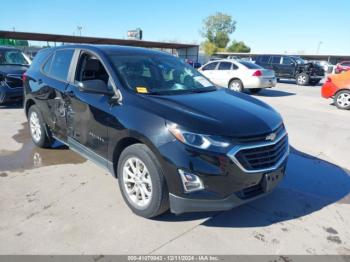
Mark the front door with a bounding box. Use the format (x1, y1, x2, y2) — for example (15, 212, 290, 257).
(65, 51, 113, 164)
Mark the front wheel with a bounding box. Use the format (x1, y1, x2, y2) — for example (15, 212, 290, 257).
(118, 144, 169, 218)
(28, 105, 53, 148)
(296, 73, 310, 86)
(229, 79, 243, 92)
(334, 90, 350, 110)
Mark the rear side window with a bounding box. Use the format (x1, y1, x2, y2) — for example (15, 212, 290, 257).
(218, 62, 232, 70)
(202, 62, 218, 71)
(271, 56, 281, 64)
(259, 56, 270, 63)
(46, 49, 74, 81)
(42, 55, 53, 74)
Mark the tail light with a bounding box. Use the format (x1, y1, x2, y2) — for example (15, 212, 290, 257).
(22, 73, 27, 82)
(252, 70, 262, 77)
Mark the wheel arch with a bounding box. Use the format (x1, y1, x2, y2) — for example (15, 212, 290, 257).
(228, 77, 244, 88)
(25, 99, 36, 117)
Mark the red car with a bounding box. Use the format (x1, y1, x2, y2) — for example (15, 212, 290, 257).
(321, 70, 350, 110)
(335, 61, 350, 74)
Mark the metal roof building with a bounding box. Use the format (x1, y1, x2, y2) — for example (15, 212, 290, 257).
(0, 30, 199, 61)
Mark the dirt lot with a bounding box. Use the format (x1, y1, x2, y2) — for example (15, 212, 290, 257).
(0, 81, 349, 255)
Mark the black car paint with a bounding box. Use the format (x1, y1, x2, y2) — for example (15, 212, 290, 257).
(24, 45, 288, 214)
(0, 48, 29, 104)
(255, 55, 324, 82)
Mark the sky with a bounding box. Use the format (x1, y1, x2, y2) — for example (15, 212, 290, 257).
(1, 0, 350, 55)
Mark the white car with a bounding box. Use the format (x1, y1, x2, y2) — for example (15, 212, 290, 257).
(198, 59, 276, 93)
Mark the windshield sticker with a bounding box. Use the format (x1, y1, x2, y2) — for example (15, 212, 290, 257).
(136, 87, 149, 93)
(194, 76, 212, 87)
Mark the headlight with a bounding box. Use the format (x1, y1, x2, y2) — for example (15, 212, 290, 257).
(166, 122, 230, 149)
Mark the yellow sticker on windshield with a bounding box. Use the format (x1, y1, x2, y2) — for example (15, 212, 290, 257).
(136, 87, 148, 93)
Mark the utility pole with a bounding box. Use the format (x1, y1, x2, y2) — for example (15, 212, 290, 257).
(77, 26, 83, 37)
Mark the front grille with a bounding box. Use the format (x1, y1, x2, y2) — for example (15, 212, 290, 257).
(236, 124, 285, 144)
(5, 74, 23, 89)
(235, 135, 288, 171)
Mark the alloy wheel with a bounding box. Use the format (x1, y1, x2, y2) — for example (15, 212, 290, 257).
(230, 81, 242, 92)
(337, 93, 350, 108)
(298, 75, 307, 85)
(29, 111, 42, 142)
(122, 157, 153, 208)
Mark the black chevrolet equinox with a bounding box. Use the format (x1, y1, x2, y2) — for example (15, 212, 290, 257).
(23, 45, 289, 218)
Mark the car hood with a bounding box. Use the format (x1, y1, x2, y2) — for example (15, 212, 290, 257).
(0, 65, 28, 76)
(138, 89, 283, 137)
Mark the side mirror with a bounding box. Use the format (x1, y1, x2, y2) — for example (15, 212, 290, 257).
(78, 80, 114, 96)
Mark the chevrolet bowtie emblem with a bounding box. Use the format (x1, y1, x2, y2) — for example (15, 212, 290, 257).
(266, 133, 276, 141)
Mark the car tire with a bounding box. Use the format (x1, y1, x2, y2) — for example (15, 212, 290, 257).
(334, 90, 350, 110)
(249, 88, 262, 94)
(117, 143, 169, 218)
(229, 79, 244, 92)
(28, 105, 53, 148)
(296, 73, 310, 86)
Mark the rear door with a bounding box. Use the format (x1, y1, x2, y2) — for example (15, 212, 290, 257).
(35, 49, 75, 141)
(269, 56, 283, 77)
(214, 61, 233, 87)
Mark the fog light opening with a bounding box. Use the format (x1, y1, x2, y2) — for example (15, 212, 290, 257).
(178, 169, 204, 193)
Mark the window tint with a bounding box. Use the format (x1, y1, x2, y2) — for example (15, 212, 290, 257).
(282, 57, 294, 65)
(202, 62, 218, 71)
(239, 61, 263, 69)
(218, 62, 232, 70)
(271, 56, 281, 64)
(232, 63, 239, 70)
(259, 56, 269, 63)
(49, 49, 74, 81)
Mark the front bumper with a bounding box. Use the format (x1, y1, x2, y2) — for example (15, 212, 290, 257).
(0, 84, 23, 104)
(170, 166, 286, 214)
(156, 128, 289, 214)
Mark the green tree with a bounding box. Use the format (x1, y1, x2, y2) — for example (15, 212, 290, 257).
(201, 40, 218, 56)
(227, 41, 251, 53)
(201, 12, 236, 53)
(214, 31, 230, 49)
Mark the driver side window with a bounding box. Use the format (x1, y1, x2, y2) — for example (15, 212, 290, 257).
(75, 52, 111, 90)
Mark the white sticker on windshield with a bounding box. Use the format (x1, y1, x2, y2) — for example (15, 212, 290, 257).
(194, 76, 212, 87)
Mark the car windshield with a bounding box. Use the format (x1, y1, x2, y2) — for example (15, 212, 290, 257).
(110, 54, 216, 95)
(0, 49, 31, 66)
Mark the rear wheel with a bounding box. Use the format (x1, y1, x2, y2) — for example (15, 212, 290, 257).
(334, 90, 350, 110)
(229, 79, 243, 92)
(118, 144, 169, 218)
(28, 105, 53, 148)
(296, 73, 310, 86)
(249, 88, 262, 94)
